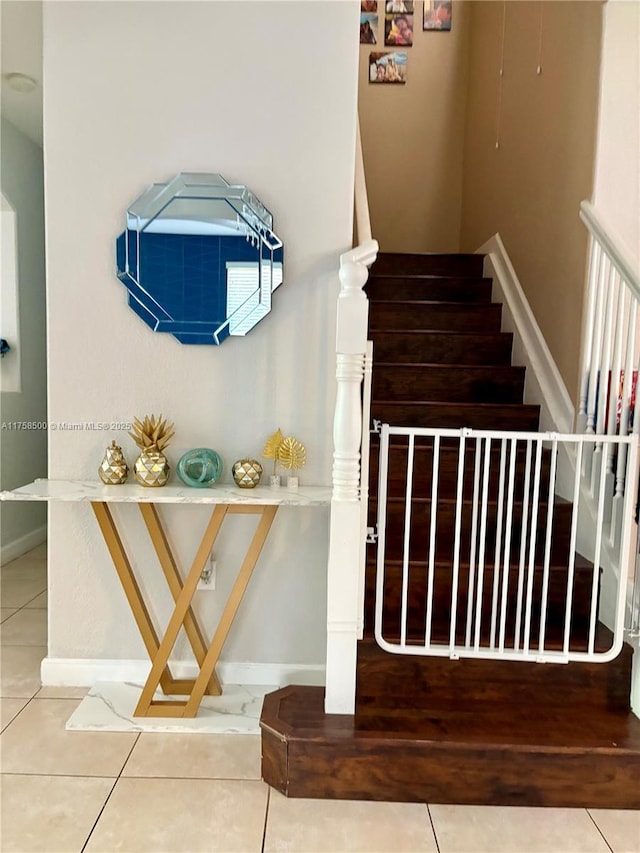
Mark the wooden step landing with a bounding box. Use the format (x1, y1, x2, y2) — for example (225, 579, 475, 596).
(260, 684, 640, 807)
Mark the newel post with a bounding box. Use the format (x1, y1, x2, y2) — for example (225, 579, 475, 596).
(325, 241, 377, 715)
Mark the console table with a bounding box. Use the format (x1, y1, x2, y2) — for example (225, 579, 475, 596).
(0, 480, 331, 718)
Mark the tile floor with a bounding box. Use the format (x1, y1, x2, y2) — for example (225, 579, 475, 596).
(1, 544, 639, 852)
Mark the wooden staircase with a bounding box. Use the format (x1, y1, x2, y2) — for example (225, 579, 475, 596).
(261, 252, 640, 807)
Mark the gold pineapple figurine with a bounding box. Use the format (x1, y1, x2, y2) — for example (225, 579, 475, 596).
(129, 414, 175, 487)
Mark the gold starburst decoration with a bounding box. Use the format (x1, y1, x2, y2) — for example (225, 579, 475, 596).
(263, 428, 284, 475)
(129, 414, 175, 452)
(278, 436, 306, 472)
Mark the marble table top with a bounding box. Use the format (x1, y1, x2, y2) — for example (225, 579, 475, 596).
(0, 479, 332, 506)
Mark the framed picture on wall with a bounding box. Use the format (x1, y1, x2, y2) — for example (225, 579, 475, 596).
(423, 0, 452, 30)
(369, 51, 407, 84)
(384, 14, 413, 46)
(385, 1, 413, 12)
(360, 12, 378, 44)
(361, 1, 378, 11)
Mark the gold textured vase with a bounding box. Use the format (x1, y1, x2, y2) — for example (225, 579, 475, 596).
(232, 458, 263, 489)
(134, 449, 170, 487)
(98, 441, 129, 485)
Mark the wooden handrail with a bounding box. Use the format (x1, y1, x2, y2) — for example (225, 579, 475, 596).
(354, 117, 372, 247)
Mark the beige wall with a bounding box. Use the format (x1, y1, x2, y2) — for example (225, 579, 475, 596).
(594, 1, 640, 265)
(460, 1, 602, 403)
(358, 2, 470, 253)
(43, 0, 358, 672)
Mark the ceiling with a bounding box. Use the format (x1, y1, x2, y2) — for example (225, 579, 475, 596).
(1, 1, 43, 147)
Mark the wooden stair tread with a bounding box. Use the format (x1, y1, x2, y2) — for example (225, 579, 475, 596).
(367, 275, 493, 283)
(372, 401, 541, 429)
(370, 329, 506, 336)
(373, 253, 486, 277)
(373, 400, 536, 410)
(366, 277, 493, 303)
(369, 302, 503, 333)
(374, 361, 521, 369)
(370, 299, 495, 308)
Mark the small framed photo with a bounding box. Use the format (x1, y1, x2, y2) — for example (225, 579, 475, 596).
(385, 1, 414, 12)
(361, 1, 378, 11)
(360, 12, 378, 44)
(423, 0, 452, 30)
(369, 51, 407, 84)
(385, 13, 413, 46)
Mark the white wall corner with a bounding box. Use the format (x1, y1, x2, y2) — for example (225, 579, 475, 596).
(0, 524, 46, 565)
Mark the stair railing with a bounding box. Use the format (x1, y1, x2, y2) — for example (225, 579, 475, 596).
(577, 201, 640, 547)
(374, 424, 639, 663)
(325, 116, 378, 714)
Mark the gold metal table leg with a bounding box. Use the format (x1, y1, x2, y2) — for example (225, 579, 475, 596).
(91, 502, 186, 696)
(138, 503, 221, 696)
(134, 505, 229, 717)
(93, 501, 279, 719)
(183, 504, 278, 716)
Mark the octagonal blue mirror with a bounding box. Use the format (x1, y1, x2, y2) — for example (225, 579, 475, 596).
(115, 173, 284, 345)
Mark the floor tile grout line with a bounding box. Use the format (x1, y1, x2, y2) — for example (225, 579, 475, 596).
(261, 784, 271, 853)
(0, 770, 138, 779)
(0, 691, 39, 734)
(80, 777, 120, 853)
(0, 584, 48, 615)
(120, 774, 265, 782)
(586, 808, 615, 853)
(426, 804, 441, 853)
(80, 731, 142, 852)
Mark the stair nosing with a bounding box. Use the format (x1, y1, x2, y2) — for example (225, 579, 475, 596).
(370, 300, 499, 307)
(373, 400, 538, 409)
(368, 274, 493, 281)
(370, 329, 511, 335)
(374, 362, 525, 370)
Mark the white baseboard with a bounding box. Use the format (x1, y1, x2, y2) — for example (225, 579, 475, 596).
(477, 234, 575, 435)
(41, 656, 326, 688)
(0, 525, 47, 565)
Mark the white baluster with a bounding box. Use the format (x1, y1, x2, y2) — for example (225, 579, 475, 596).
(424, 434, 441, 650)
(611, 297, 638, 547)
(603, 278, 626, 523)
(583, 255, 609, 480)
(591, 263, 618, 496)
(577, 238, 600, 432)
